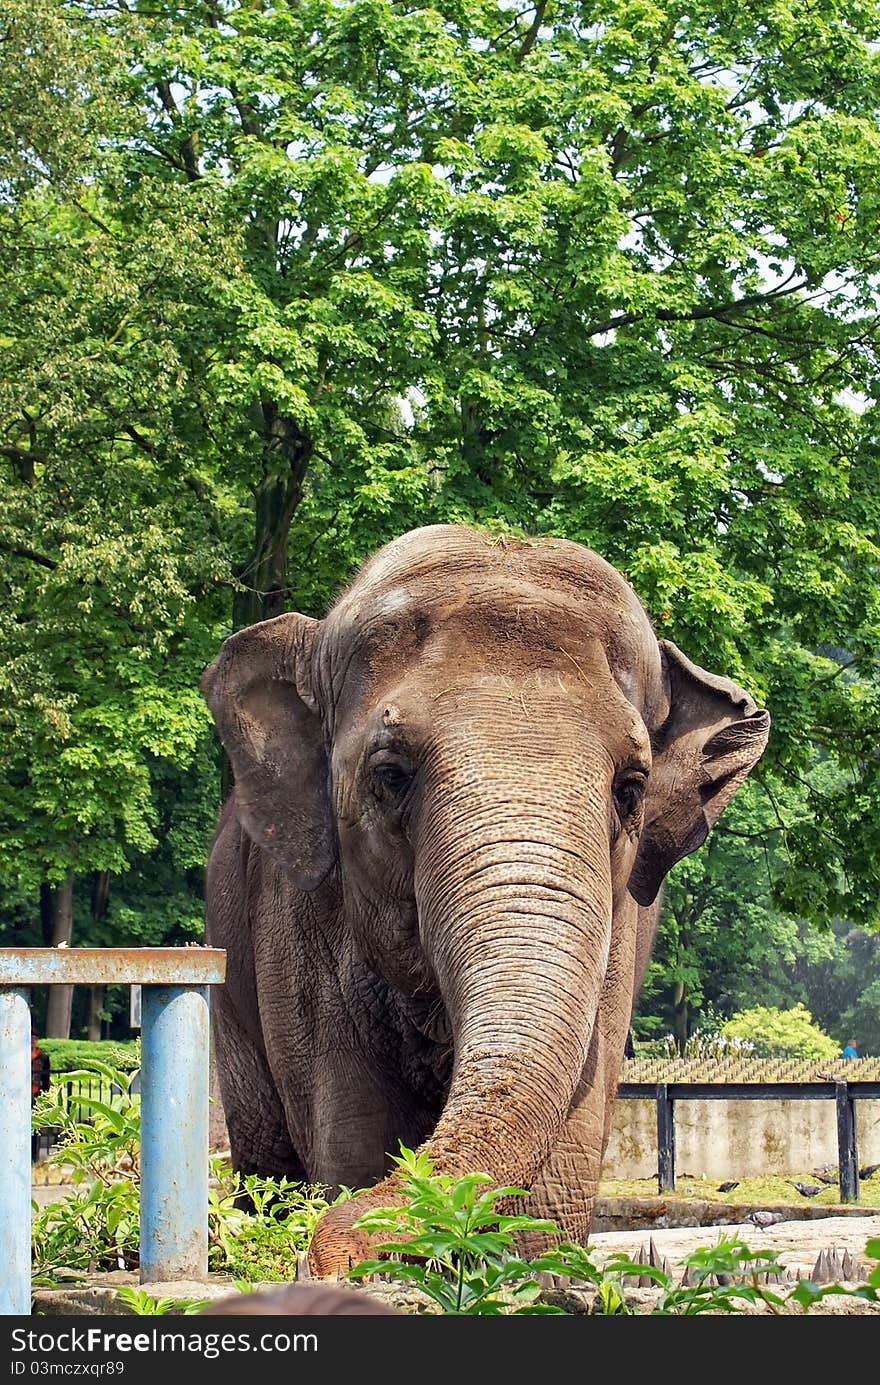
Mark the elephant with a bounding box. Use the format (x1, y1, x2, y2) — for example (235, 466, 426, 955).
(201, 523, 770, 1277)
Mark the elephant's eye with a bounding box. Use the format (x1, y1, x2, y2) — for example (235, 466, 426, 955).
(613, 771, 648, 820)
(370, 757, 414, 802)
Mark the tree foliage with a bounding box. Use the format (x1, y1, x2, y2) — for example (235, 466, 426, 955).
(637, 776, 880, 1052)
(2, 0, 880, 1035)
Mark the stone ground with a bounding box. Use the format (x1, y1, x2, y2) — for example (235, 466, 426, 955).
(32, 1184, 71, 1209)
(589, 1206, 880, 1281)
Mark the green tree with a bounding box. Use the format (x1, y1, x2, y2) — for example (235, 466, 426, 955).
(638, 768, 880, 1051)
(286, 0, 880, 923)
(3, 0, 880, 1039)
(635, 777, 830, 1047)
(0, 6, 234, 1028)
(720, 1003, 840, 1060)
(792, 925, 880, 1052)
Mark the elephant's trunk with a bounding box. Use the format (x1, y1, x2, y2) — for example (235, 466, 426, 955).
(414, 747, 613, 1187)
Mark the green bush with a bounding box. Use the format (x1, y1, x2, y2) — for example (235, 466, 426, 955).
(720, 1004, 839, 1059)
(31, 1060, 142, 1277)
(31, 1057, 348, 1286)
(36, 1039, 140, 1073)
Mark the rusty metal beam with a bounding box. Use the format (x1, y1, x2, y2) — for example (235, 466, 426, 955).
(0, 947, 226, 986)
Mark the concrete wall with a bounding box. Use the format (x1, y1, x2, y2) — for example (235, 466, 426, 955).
(603, 1097, 880, 1180)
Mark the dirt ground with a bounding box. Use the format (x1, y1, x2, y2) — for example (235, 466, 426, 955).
(30, 1176, 880, 1315)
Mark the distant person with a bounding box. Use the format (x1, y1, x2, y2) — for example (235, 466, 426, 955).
(842, 1039, 859, 1059)
(30, 1039, 50, 1161)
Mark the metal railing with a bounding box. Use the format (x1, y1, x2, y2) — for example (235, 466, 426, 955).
(0, 947, 226, 1316)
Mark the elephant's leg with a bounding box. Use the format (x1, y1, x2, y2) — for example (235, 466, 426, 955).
(211, 985, 305, 1181)
(306, 1038, 436, 1192)
(302, 1033, 443, 1273)
(522, 1072, 605, 1247)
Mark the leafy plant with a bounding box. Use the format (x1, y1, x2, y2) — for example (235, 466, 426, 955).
(348, 1148, 880, 1315)
(32, 1059, 142, 1279)
(530, 1235, 793, 1316)
(552, 1233, 880, 1315)
(347, 1147, 564, 1314)
(114, 1287, 209, 1316)
(207, 1167, 350, 1282)
(31, 1058, 349, 1285)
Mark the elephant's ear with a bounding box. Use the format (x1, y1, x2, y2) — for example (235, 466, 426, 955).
(628, 641, 770, 907)
(200, 613, 336, 890)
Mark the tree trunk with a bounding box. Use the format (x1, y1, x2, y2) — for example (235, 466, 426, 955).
(232, 408, 312, 632)
(39, 881, 53, 947)
(44, 875, 74, 1038)
(82, 873, 111, 1040)
(91, 870, 110, 922)
(226, 410, 312, 802)
(673, 979, 688, 1056)
(86, 985, 104, 1042)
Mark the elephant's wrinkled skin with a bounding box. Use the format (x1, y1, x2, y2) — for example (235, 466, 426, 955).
(202, 525, 769, 1276)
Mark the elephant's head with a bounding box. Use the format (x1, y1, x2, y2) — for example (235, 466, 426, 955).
(202, 525, 769, 1270)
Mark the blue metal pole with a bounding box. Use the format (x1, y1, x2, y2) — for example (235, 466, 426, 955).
(139, 985, 209, 1282)
(0, 987, 33, 1314)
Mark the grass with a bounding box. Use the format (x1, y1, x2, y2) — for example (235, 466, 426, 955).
(598, 1172, 880, 1208)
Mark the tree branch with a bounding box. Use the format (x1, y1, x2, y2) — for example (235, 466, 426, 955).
(0, 539, 57, 570)
(516, 0, 547, 60)
(155, 80, 200, 182)
(586, 273, 810, 339)
(122, 424, 156, 455)
(71, 199, 116, 237)
(0, 442, 48, 467)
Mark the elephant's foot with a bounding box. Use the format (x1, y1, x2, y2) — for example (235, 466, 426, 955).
(307, 1178, 406, 1278)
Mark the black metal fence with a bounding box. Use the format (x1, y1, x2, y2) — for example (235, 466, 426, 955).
(617, 1077, 880, 1203)
(32, 1071, 140, 1162)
